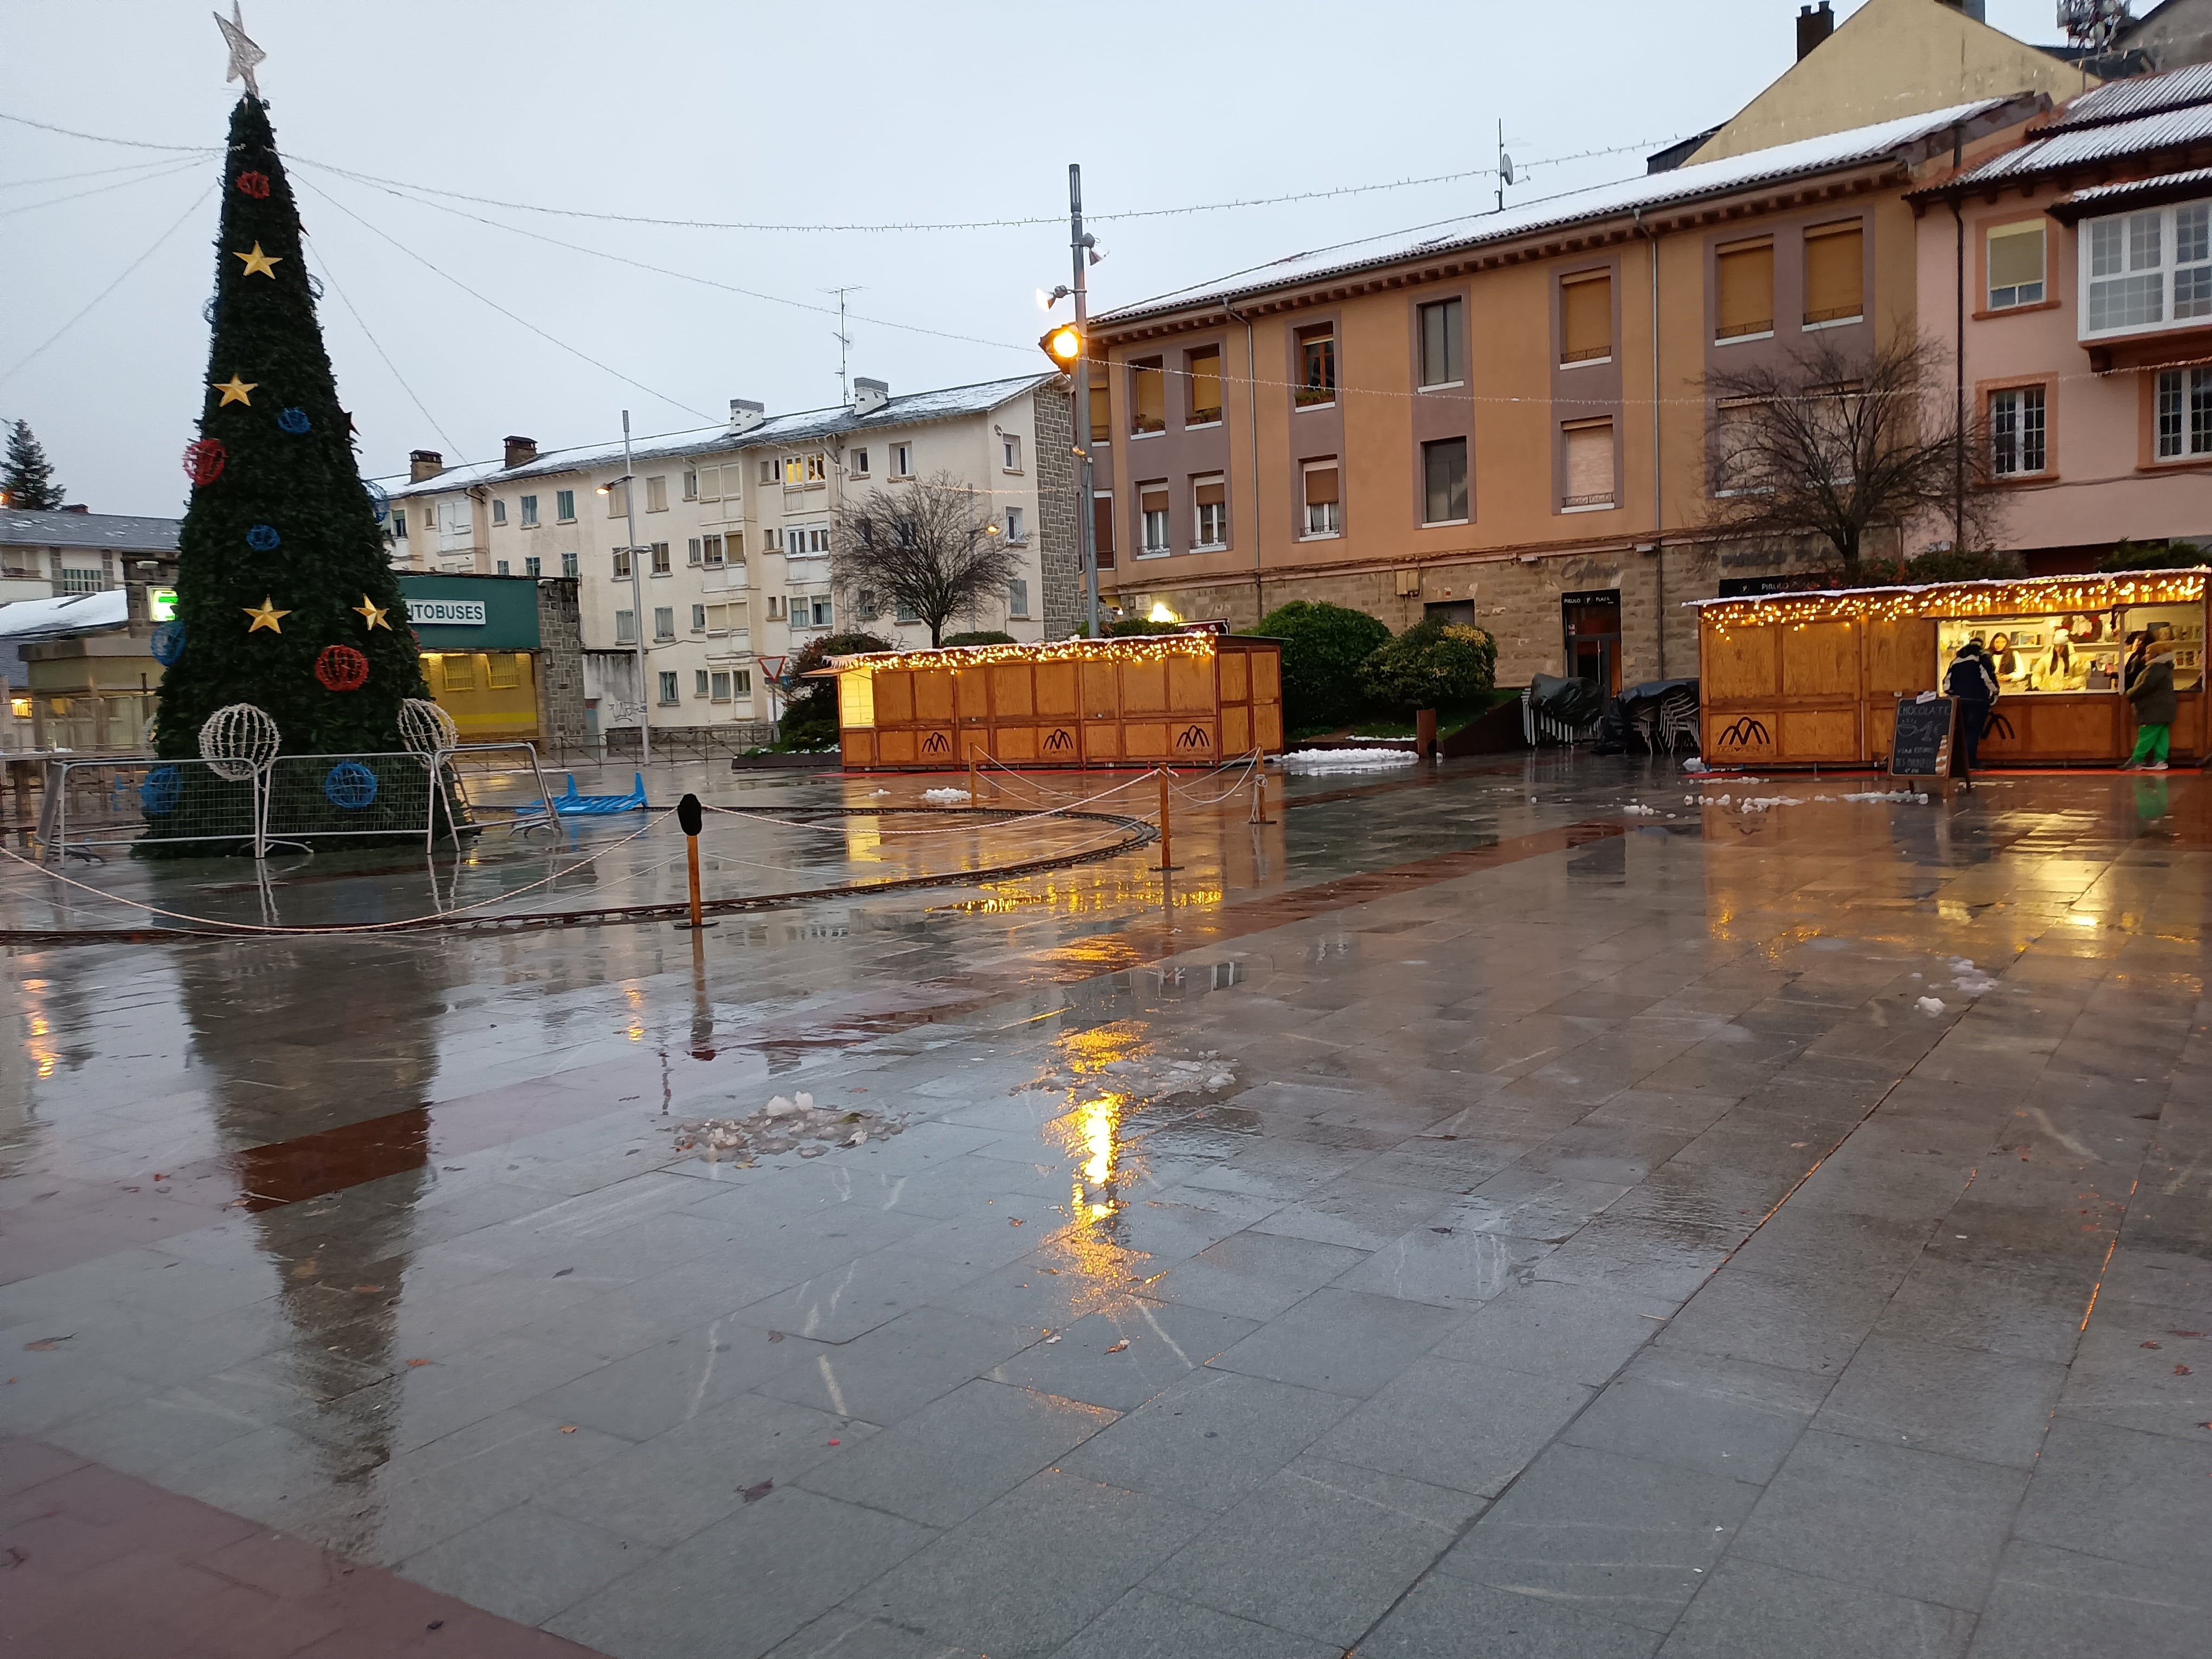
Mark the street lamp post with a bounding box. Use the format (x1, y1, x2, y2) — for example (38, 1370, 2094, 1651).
(601, 410, 651, 765)
(1070, 165, 1101, 640)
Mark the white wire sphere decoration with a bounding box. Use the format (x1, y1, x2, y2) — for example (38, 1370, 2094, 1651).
(397, 697, 460, 756)
(198, 703, 281, 781)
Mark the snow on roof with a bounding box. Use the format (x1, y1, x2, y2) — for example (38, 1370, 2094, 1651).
(2037, 61, 2212, 133)
(2053, 163, 2212, 211)
(1955, 99, 2212, 183)
(388, 373, 1053, 500)
(1095, 100, 2021, 327)
(0, 509, 179, 554)
(0, 588, 130, 640)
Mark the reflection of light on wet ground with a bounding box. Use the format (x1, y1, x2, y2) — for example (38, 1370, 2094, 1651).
(1049, 1021, 1149, 1229)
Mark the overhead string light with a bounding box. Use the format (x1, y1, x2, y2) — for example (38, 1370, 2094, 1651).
(844, 633, 1220, 675)
(1695, 570, 2209, 632)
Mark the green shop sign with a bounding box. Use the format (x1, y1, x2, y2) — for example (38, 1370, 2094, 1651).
(397, 575, 541, 650)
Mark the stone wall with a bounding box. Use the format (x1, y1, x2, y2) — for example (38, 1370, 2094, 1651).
(1031, 383, 1083, 640)
(533, 577, 588, 748)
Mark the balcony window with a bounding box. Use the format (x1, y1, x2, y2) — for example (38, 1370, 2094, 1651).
(1130, 358, 1166, 435)
(1418, 297, 1465, 386)
(2081, 203, 2212, 337)
(1990, 387, 2047, 477)
(1187, 346, 1223, 426)
(1988, 222, 2046, 310)
(1296, 327, 1336, 407)
(1560, 275, 1610, 365)
(1803, 221, 1863, 326)
(1301, 462, 1340, 536)
(1193, 475, 1227, 548)
(1715, 240, 1774, 341)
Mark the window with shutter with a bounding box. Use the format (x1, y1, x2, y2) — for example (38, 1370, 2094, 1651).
(1712, 399, 1764, 496)
(1302, 463, 1340, 536)
(646, 475, 668, 512)
(1561, 274, 1611, 364)
(1804, 223, 1863, 325)
(1562, 422, 1615, 509)
(1140, 484, 1171, 554)
(1418, 297, 1464, 387)
(1716, 241, 1774, 340)
(1988, 223, 2046, 310)
(1092, 492, 1116, 567)
(1193, 475, 1227, 547)
(1089, 381, 1111, 443)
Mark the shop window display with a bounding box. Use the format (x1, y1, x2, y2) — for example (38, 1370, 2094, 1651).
(1934, 607, 2202, 694)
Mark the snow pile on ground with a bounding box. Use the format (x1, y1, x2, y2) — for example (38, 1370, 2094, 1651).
(1277, 747, 1418, 773)
(922, 787, 973, 805)
(1950, 957, 2000, 997)
(1916, 996, 1947, 1016)
(1622, 804, 1666, 816)
(1686, 793, 1804, 812)
(672, 1092, 909, 1164)
(1842, 789, 1929, 803)
(1031, 1047, 1238, 1101)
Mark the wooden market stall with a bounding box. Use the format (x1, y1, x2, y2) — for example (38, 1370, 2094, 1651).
(832, 632, 1284, 771)
(1696, 570, 2207, 768)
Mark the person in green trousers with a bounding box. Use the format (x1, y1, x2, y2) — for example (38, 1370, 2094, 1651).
(2124, 639, 2178, 771)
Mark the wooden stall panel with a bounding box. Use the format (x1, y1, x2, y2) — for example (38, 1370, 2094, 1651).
(842, 731, 876, 768)
(1777, 708, 1859, 762)
(914, 671, 954, 722)
(1123, 722, 1171, 759)
(992, 725, 1037, 763)
(1864, 618, 1937, 696)
(1035, 661, 1079, 717)
(874, 671, 915, 725)
(877, 729, 917, 765)
(1976, 700, 2027, 762)
(2039, 698, 2125, 758)
(990, 664, 1034, 720)
(1168, 656, 1213, 713)
(1869, 700, 1896, 760)
(1252, 648, 1281, 705)
(1218, 649, 1249, 703)
(1704, 708, 1778, 765)
(1256, 702, 1283, 749)
(1037, 723, 1081, 763)
(1083, 722, 1121, 759)
(1701, 623, 1781, 703)
(954, 670, 988, 721)
(1222, 704, 1251, 754)
(1081, 661, 1118, 719)
(1170, 719, 1218, 762)
(1781, 622, 1860, 697)
(917, 729, 958, 764)
(2172, 693, 2205, 760)
(1122, 661, 1169, 713)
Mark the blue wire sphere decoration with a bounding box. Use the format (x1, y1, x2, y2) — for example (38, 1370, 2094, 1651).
(246, 524, 281, 551)
(277, 407, 311, 434)
(149, 621, 186, 666)
(364, 479, 390, 524)
(139, 765, 183, 817)
(321, 761, 380, 811)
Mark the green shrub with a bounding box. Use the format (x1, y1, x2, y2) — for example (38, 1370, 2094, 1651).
(1104, 616, 1178, 636)
(1358, 618, 1498, 712)
(1255, 601, 1392, 729)
(941, 629, 1018, 646)
(2099, 538, 2208, 573)
(777, 631, 895, 746)
(1838, 547, 2025, 589)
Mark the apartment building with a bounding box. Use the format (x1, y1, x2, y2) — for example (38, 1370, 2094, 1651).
(1910, 62, 2212, 570)
(1082, 98, 2046, 692)
(385, 374, 1076, 745)
(1, 507, 180, 752)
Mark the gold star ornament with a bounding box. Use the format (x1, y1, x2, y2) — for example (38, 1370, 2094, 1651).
(353, 595, 390, 631)
(243, 596, 290, 633)
(233, 242, 282, 279)
(211, 374, 256, 406)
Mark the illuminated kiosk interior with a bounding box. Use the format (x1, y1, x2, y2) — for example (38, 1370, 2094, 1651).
(832, 631, 1284, 770)
(1694, 570, 2207, 768)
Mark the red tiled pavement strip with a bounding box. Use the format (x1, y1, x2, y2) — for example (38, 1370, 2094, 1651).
(0, 1437, 609, 1658)
(0, 817, 1625, 1285)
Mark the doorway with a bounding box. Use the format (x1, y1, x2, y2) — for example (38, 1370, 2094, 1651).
(1561, 590, 1622, 695)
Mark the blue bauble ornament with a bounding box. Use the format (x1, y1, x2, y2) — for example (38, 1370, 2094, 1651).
(322, 761, 379, 811)
(278, 407, 311, 434)
(364, 479, 390, 524)
(246, 524, 281, 551)
(139, 765, 183, 817)
(149, 621, 186, 666)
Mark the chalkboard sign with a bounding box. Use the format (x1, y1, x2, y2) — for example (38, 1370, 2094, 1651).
(1889, 696, 1954, 778)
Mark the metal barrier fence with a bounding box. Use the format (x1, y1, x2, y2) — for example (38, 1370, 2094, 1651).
(37, 757, 261, 860)
(35, 743, 560, 860)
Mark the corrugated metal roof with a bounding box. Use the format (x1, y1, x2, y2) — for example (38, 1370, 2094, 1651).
(0, 509, 179, 554)
(1956, 100, 2212, 183)
(1095, 100, 2023, 328)
(0, 589, 129, 640)
(389, 374, 1053, 501)
(2037, 62, 2212, 132)
(2056, 163, 2212, 209)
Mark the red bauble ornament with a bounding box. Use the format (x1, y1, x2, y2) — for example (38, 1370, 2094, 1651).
(236, 171, 271, 199)
(314, 645, 370, 692)
(183, 439, 227, 485)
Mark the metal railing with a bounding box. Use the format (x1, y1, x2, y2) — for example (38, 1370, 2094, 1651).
(37, 757, 260, 861)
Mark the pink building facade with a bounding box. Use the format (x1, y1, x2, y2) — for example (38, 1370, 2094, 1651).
(1914, 66, 2212, 574)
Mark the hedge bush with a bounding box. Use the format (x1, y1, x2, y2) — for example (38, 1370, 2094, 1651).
(1358, 618, 1498, 713)
(1256, 600, 1393, 730)
(941, 630, 1018, 646)
(777, 631, 896, 748)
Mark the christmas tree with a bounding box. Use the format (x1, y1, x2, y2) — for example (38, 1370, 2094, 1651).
(2, 420, 65, 510)
(155, 93, 430, 774)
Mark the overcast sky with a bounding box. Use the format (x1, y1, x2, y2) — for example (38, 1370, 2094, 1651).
(4, 1, 2071, 516)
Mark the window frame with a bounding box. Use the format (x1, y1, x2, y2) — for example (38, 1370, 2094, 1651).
(650, 542, 672, 576)
(614, 608, 638, 645)
(1007, 578, 1030, 619)
(1191, 473, 1229, 550)
(1559, 272, 1613, 368)
(1560, 418, 1618, 512)
(1988, 383, 2049, 479)
(1801, 219, 1866, 331)
(491, 498, 507, 525)
(1417, 296, 1465, 388)
(891, 442, 913, 478)
(1129, 357, 1167, 436)
(1001, 433, 1023, 473)
(555, 488, 575, 523)
(611, 548, 633, 581)
(657, 670, 680, 706)
(1300, 459, 1342, 539)
(1714, 237, 1777, 344)
(2153, 365, 2212, 461)
(1295, 326, 1337, 409)
(1985, 220, 2048, 313)
(1420, 436, 1470, 526)
(653, 606, 675, 641)
(1137, 482, 1172, 556)
(1185, 344, 1225, 426)
(2079, 200, 2212, 340)
(519, 493, 539, 528)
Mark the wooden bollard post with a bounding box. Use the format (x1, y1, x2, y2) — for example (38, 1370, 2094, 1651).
(968, 745, 979, 805)
(676, 792, 713, 930)
(1158, 767, 1174, 872)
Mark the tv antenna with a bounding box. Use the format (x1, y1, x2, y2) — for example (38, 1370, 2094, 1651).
(2057, 1, 2131, 55)
(824, 285, 863, 402)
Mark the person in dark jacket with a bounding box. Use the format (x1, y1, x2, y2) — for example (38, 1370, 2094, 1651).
(2125, 639, 2179, 770)
(1943, 641, 1998, 784)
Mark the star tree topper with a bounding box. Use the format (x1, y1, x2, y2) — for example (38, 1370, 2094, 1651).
(214, 3, 266, 100)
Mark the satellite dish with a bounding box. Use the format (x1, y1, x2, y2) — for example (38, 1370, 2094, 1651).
(1500, 152, 1516, 187)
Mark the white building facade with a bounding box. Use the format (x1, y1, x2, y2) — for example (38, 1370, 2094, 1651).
(384, 374, 1078, 747)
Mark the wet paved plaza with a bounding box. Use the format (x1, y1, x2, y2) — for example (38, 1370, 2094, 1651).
(3, 755, 2209, 1658)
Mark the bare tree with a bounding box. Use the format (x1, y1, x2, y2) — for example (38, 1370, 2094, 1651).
(829, 470, 1022, 647)
(1703, 333, 1994, 565)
